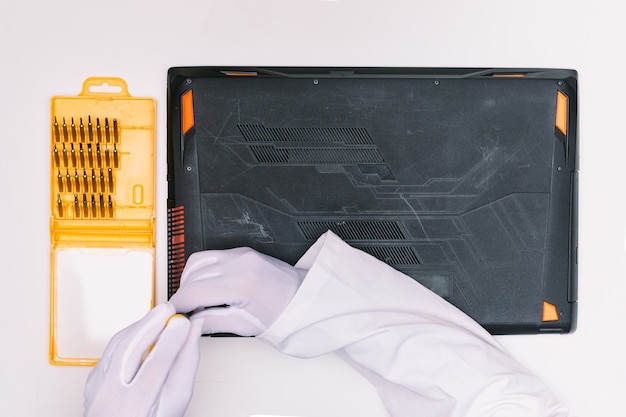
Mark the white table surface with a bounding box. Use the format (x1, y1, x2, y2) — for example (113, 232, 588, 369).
(1, 1, 623, 416)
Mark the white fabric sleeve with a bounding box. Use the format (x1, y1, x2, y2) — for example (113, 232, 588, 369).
(259, 231, 570, 417)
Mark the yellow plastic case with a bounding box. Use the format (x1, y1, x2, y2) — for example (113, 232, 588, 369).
(49, 78, 156, 366)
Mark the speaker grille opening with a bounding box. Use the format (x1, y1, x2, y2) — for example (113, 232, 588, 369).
(298, 220, 406, 240)
(238, 124, 374, 145)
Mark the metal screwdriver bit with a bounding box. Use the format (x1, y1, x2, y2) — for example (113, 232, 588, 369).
(113, 143, 119, 167)
(104, 145, 110, 166)
(54, 117, 60, 141)
(83, 194, 88, 217)
(88, 116, 93, 141)
(113, 118, 119, 142)
(62, 117, 68, 141)
(83, 169, 89, 192)
(99, 168, 105, 192)
(108, 167, 114, 192)
(66, 170, 72, 193)
(91, 194, 96, 217)
(70, 143, 76, 167)
(57, 170, 63, 192)
(57, 194, 63, 217)
(54, 145, 60, 167)
(62, 143, 68, 166)
(99, 193, 105, 217)
(87, 143, 93, 167)
(79, 117, 85, 142)
(79, 143, 85, 167)
(108, 195, 113, 217)
(91, 169, 97, 192)
(96, 117, 102, 142)
(105, 117, 110, 142)
(74, 169, 80, 192)
(71, 117, 77, 141)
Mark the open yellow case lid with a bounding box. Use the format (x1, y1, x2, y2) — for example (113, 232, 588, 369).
(49, 77, 156, 366)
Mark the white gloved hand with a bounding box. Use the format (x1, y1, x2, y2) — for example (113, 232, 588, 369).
(84, 302, 202, 417)
(169, 247, 306, 336)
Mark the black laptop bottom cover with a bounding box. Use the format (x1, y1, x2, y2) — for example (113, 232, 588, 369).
(167, 67, 578, 335)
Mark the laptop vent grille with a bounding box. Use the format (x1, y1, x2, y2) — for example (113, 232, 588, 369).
(354, 245, 421, 265)
(298, 220, 406, 240)
(250, 145, 384, 164)
(167, 206, 186, 298)
(238, 124, 373, 145)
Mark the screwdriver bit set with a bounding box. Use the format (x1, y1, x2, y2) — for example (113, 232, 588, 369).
(49, 78, 156, 366)
(53, 116, 119, 219)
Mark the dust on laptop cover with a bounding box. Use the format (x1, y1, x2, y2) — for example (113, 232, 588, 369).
(167, 67, 578, 335)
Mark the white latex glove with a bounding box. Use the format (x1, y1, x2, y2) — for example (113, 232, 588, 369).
(169, 247, 306, 336)
(84, 302, 202, 417)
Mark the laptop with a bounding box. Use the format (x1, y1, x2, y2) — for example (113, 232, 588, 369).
(167, 67, 578, 335)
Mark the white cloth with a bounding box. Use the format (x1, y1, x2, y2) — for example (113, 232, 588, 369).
(259, 231, 570, 417)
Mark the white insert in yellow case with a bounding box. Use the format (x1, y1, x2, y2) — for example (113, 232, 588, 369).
(49, 78, 156, 365)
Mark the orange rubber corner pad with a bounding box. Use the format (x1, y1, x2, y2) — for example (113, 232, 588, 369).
(181, 89, 194, 135)
(555, 90, 568, 135)
(542, 301, 559, 322)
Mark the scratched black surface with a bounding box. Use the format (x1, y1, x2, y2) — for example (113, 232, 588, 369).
(168, 69, 577, 334)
